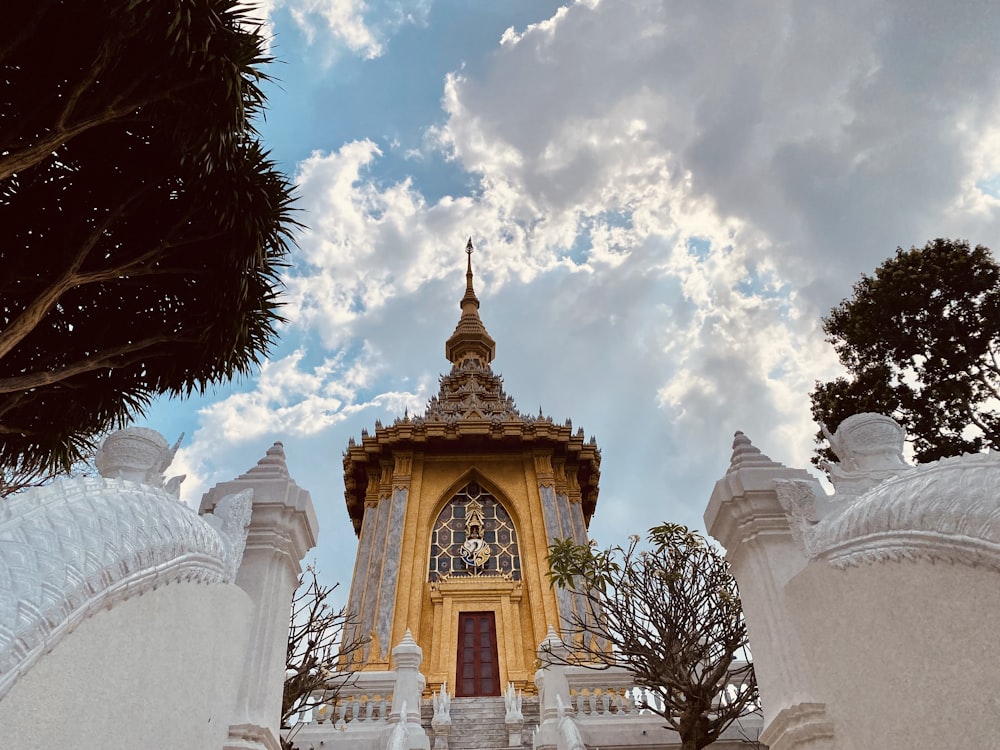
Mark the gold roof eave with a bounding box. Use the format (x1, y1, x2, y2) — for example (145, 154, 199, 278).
(342, 415, 600, 535)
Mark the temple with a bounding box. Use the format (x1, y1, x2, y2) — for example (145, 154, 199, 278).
(3, 243, 990, 750)
(341, 239, 601, 696)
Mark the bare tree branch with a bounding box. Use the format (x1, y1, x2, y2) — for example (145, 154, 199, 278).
(281, 565, 369, 749)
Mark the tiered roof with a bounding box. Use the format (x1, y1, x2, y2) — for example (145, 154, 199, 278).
(342, 240, 600, 534)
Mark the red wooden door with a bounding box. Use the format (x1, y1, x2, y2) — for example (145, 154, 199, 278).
(456, 611, 500, 697)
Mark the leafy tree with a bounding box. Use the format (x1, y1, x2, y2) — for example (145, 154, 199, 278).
(281, 566, 367, 750)
(810, 239, 1000, 465)
(547, 523, 758, 750)
(0, 0, 296, 483)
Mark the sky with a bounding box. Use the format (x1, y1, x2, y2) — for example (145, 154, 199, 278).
(137, 0, 1000, 601)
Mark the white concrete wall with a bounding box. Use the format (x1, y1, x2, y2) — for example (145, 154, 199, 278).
(0, 581, 252, 750)
(707, 424, 1000, 749)
(786, 559, 1000, 749)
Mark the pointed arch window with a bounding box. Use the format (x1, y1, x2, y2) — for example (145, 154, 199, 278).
(428, 481, 521, 582)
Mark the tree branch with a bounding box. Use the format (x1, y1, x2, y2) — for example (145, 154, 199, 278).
(0, 334, 201, 394)
(546, 527, 757, 750)
(0, 175, 201, 361)
(0, 75, 213, 182)
(0, 180, 156, 360)
(282, 567, 369, 731)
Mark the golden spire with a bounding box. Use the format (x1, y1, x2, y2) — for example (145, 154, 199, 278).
(445, 238, 496, 365)
(461, 237, 479, 309)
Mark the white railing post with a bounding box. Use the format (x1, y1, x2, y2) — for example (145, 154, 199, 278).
(504, 681, 524, 747)
(386, 630, 430, 750)
(534, 626, 574, 750)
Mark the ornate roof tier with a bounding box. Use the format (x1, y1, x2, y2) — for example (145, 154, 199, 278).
(343, 413, 601, 535)
(342, 240, 600, 534)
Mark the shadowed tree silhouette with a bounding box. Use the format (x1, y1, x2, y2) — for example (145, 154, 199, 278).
(0, 0, 297, 491)
(811, 239, 1000, 466)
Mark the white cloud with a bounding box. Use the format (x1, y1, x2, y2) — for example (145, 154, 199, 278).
(283, 135, 657, 349)
(288, 0, 382, 59)
(240, 0, 430, 60)
(170, 0, 1000, 576)
(169, 343, 427, 505)
(420, 0, 1000, 469)
(433, 0, 1000, 297)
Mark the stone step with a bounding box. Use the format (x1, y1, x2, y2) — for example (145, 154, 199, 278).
(420, 695, 541, 750)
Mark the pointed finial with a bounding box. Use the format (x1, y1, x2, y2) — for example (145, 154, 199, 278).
(727, 431, 782, 473)
(446, 238, 496, 364)
(242, 440, 290, 478)
(161, 432, 185, 474)
(462, 238, 478, 306)
(392, 628, 423, 662)
(538, 624, 570, 659)
(464, 238, 475, 296)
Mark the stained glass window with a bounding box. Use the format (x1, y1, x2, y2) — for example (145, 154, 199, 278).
(428, 481, 521, 582)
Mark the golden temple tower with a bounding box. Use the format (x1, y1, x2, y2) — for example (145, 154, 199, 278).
(342, 240, 600, 696)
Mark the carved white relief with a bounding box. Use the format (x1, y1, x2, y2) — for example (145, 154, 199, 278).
(432, 681, 452, 722)
(759, 703, 835, 747)
(730, 416, 1000, 573)
(816, 450, 1000, 569)
(774, 479, 823, 554)
(769, 414, 1000, 571)
(202, 489, 254, 581)
(822, 413, 910, 497)
(386, 700, 409, 750)
(559, 711, 587, 750)
(0, 429, 243, 701)
(95, 426, 186, 493)
(504, 681, 524, 723)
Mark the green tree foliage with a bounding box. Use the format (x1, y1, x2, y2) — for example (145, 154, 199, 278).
(0, 0, 297, 487)
(547, 524, 758, 750)
(810, 239, 1000, 465)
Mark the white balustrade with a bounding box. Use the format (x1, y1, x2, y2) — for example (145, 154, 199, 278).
(287, 633, 431, 750)
(563, 661, 753, 721)
(297, 672, 396, 728)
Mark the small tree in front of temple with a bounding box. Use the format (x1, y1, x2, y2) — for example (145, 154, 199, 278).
(281, 566, 367, 749)
(547, 523, 758, 750)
